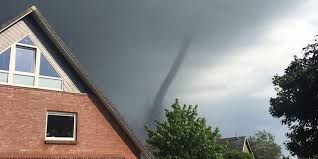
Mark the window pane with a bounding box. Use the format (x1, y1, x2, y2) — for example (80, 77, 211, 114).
(40, 54, 60, 78)
(15, 47, 36, 73)
(39, 77, 62, 89)
(0, 72, 8, 83)
(12, 74, 34, 86)
(46, 114, 75, 138)
(0, 48, 10, 71)
(18, 36, 35, 46)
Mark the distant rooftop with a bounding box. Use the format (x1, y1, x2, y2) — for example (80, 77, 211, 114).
(218, 136, 246, 150)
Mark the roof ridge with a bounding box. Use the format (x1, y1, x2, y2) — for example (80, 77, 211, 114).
(30, 5, 38, 11)
(221, 136, 246, 139)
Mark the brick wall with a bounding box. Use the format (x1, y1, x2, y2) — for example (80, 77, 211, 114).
(0, 84, 140, 159)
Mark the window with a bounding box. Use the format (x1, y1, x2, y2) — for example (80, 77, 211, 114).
(45, 111, 76, 141)
(0, 36, 63, 90)
(0, 48, 10, 83)
(18, 36, 35, 46)
(40, 54, 60, 77)
(0, 48, 10, 71)
(0, 72, 8, 83)
(38, 77, 62, 89)
(39, 54, 63, 89)
(15, 46, 36, 73)
(12, 74, 34, 86)
(13, 46, 36, 86)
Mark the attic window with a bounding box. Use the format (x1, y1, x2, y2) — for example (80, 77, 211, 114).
(45, 111, 76, 141)
(39, 54, 62, 89)
(15, 46, 36, 73)
(40, 54, 60, 77)
(0, 48, 10, 71)
(0, 48, 10, 83)
(18, 36, 35, 46)
(0, 36, 63, 90)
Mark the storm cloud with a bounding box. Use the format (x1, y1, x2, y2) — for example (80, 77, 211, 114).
(1, 0, 316, 157)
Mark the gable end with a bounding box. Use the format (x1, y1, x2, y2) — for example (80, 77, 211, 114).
(0, 6, 153, 159)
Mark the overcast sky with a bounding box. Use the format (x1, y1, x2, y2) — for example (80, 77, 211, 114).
(2, 0, 318, 157)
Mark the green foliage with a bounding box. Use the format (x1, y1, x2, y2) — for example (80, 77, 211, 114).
(224, 150, 254, 159)
(145, 99, 225, 159)
(282, 155, 291, 159)
(248, 130, 281, 159)
(270, 39, 318, 158)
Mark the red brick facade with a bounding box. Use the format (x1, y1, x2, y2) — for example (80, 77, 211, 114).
(0, 84, 140, 159)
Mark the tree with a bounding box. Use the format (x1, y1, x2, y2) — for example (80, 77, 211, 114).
(248, 130, 282, 159)
(270, 38, 318, 158)
(223, 150, 254, 159)
(145, 99, 225, 159)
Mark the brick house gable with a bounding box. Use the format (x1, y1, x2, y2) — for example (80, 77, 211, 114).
(0, 6, 152, 159)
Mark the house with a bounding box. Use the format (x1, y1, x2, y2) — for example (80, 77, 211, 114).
(219, 136, 255, 157)
(144, 137, 254, 158)
(0, 6, 152, 159)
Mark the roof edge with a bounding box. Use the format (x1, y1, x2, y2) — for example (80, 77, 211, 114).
(30, 5, 38, 11)
(0, 6, 36, 33)
(244, 138, 255, 158)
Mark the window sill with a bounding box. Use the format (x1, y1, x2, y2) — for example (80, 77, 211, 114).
(44, 140, 77, 145)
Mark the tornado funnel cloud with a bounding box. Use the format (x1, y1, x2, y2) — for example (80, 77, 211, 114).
(147, 37, 193, 127)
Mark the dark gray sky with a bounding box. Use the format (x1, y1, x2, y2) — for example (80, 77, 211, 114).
(2, 0, 318, 157)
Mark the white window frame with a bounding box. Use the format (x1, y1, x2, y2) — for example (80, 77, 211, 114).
(45, 111, 77, 141)
(0, 36, 63, 91)
(12, 44, 37, 87)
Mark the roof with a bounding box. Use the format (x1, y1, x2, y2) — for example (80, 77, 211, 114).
(219, 136, 254, 157)
(0, 6, 153, 159)
(219, 136, 246, 150)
